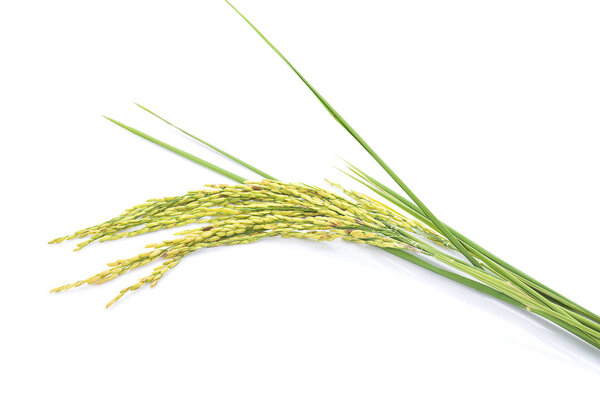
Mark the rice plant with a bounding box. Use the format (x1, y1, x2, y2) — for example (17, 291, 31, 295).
(50, 1, 600, 352)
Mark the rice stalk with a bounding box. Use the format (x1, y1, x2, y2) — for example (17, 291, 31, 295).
(48, 1, 600, 352)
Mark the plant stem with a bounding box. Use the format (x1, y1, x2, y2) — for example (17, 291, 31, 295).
(347, 164, 600, 324)
(383, 248, 524, 308)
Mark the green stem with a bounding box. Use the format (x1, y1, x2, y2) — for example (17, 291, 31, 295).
(348, 164, 600, 324)
(387, 248, 600, 350)
(531, 309, 600, 351)
(431, 251, 600, 341)
(383, 249, 523, 307)
(356, 209, 600, 340)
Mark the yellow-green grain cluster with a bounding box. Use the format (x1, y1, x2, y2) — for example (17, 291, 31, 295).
(51, 180, 443, 307)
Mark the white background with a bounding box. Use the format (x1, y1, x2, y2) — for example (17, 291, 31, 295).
(1, 0, 600, 405)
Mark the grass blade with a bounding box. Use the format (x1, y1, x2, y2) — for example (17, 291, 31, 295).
(104, 116, 246, 183)
(135, 103, 277, 180)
